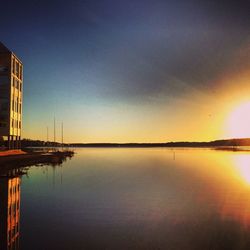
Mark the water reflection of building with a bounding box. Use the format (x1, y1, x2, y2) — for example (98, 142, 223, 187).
(0, 172, 21, 250)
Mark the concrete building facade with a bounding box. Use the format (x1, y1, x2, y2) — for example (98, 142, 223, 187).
(0, 42, 23, 149)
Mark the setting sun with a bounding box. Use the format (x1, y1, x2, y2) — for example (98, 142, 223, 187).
(226, 101, 250, 138)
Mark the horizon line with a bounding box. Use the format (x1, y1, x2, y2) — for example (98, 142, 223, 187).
(22, 137, 250, 145)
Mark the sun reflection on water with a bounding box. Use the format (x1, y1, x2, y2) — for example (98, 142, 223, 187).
(219, 153, 250, 228)
(233, 154, 250, 186)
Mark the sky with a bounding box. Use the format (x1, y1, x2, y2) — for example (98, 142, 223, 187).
(0, 0, 249, 143)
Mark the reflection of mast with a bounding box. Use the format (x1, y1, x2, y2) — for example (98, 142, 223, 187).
(53, 166, 55, 188)
(0, 172, 21, 250)
(60, 165, 63, 185)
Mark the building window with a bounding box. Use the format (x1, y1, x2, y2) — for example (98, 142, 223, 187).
(20, 65, 23, 80)
(16, 79, 19, 89)
(15, 61, 19, 77)
(12, 58, 15, 74)
(9, 229, 12, 241)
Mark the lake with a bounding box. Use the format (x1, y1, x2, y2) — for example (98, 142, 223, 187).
(2, 148, 250, 249)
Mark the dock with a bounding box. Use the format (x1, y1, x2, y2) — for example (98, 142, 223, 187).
(0, 149, 74, 168)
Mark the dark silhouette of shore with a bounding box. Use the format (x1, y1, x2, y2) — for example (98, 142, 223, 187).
(20, 138, 250, 148)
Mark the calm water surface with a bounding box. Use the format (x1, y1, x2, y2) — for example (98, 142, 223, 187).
(2, 148, 250, 249)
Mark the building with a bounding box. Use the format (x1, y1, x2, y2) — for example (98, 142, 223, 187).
(0, 42, 23, 149)
(0, 175, 21, 250)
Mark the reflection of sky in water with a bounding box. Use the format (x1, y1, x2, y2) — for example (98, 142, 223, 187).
(18, 148, 250, 249)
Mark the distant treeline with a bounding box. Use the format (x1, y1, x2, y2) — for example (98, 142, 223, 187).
(21, 138, 250, 148)
(21, 139, 63, 148)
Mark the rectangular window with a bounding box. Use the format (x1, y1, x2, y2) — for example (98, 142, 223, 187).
(20, 65, 23, 80)
(16, 79, 19, 89)
(15, 61, 19, 77)
(12, 58, 15, 74)
(8, 230, 11, 242)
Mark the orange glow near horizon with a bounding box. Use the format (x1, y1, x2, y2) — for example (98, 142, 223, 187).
(225, 101, 250, 139)
(22, 68, 250, 143)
